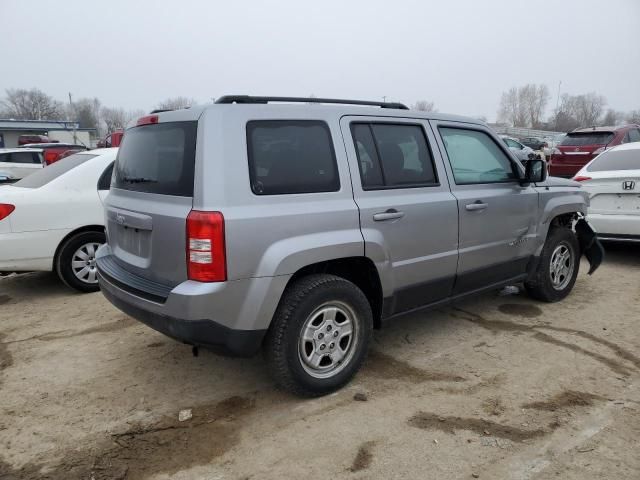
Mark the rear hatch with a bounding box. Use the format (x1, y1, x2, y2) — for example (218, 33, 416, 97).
(553, 131, 614, 167)
(105, 117, 198, 287)
(583, 150, 640, 216)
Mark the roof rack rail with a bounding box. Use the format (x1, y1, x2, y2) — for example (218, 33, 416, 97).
(214, 95, 409, 110)
(149, 108, 173, 114)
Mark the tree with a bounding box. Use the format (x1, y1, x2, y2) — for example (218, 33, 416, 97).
(0, 88, 64, 120)
(100, 107, 128, 133)
(498, 84, 549, 128)
(413, 100, 437, 112)
(155, 96, 195, 110)
(553, 92, 607, 131)
(69, 97, 101, 131)
(625, 110, 640, 124)
(601, 108, 621, 126)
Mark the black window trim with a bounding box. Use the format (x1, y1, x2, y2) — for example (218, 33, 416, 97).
(245, 119, 341, 196)
(350, 120, 440, 191)
(97, 161, 115, 191)
(437, 124, 523, 186)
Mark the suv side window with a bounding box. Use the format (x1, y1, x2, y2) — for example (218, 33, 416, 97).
(351, 123, 438, 189)
(246, 120, 339, 195)
(628, 129, 640, 143)
(440, 127, 517, 185)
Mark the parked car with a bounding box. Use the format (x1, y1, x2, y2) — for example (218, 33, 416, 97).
(574, 142, 640, 242)
(520, 136, 548, 151)
(96, 96, 602, 397)
(0, 148, 44, 183)
(97, 130, 124, 148)
(549, 125, 640, 178)
(20, 142, 88, 165)
(18, 134, 54, 146)
(0, 148, 117, 291)
(500, 135, 537, 163)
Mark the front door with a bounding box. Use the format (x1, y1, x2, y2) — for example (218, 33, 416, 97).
(340, 116, 458, 315)
(431, 122, 539, 294)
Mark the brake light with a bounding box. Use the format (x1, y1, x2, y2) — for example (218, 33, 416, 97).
(44, 151, 58, 164)
(136, 115, 159, 126)
(0, 204, 15, 221)
(186, 210, 226, 282)
(573, 176, 592, 182)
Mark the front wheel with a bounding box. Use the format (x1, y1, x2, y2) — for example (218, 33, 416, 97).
(55, 230, 106, 293)
(265, 274, 373, 397)
(525, 227, 580, 302)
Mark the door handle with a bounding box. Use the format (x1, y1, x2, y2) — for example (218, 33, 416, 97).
(465, 201, 488, 211)
(373, 209, 405, 221)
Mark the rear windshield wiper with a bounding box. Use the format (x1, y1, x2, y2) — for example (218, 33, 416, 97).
(121, 176, 157, 184)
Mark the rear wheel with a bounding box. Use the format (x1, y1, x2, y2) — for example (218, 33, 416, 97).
(265, 274, 373, 397)
(525, 227, 579, 302)
(55, 230, 105, 293)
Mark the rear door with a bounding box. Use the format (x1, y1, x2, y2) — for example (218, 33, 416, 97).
(556, 131, 615, 169)
(432, 122, 539, 294)
(105, 120, 197, 286)
(341, 116, 458, 315)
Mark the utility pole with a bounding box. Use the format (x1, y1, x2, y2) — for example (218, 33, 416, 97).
(382, 96, 387, 103)
(68, 92, 78, 145)
(554, 81, 562, 128)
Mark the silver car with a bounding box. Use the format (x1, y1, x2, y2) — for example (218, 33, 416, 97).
(500, 135, 537, 163)
(97, 96, 602, 396)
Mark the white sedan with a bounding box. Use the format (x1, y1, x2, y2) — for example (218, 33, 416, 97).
(0, 148, 44, 183)
(0, 148, 117, 291)
(574, 142, 640, 242)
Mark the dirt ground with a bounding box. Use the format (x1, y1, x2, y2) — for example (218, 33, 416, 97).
(1, 243, 639, 480)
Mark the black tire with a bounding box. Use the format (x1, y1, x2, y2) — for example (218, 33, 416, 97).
(525, 227, 580, 302)
(55, 230, 105, 293)
(265, 274, 373, 397)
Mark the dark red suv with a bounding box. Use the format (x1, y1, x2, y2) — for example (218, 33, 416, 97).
(549, 125, 640, 177)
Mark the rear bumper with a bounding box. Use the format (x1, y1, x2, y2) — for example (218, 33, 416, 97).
(588, 213, 640, 239)
(548, 161, 587, 178)
(99, 277, 265, 356)
(96, 247, 291, 356)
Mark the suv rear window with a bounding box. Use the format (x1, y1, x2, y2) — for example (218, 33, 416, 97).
(247, 120, 339, 195)
(587, 149, 640, 172)
(561, 132, 614, 146)
(113, 121, 197, 197)
(14, 153, 96, 188)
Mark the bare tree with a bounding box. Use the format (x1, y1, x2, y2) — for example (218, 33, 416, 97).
(626, 110, 640, 124)
(69, 97, 101, 131)
(413, 100, 437, 112)
(498, 84, 548, 128)
(100, 107, 129, 133)
(0, 88, 65, 120)
(601, 108, 621, 126)
(574, 92, 606, 127)
(155, 96, 195, 110)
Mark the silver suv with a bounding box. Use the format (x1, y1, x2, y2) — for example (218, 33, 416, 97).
(97, 96, 603, 396)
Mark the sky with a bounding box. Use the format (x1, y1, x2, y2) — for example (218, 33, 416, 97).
(1, 0, 639, 121)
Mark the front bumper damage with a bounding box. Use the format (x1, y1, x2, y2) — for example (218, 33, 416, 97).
(575, 218, 605, 275)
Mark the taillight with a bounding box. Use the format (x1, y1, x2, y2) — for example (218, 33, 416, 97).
(573, 176, 592, 182)
(0, 204, 15, 221)
(186, 210, 226, 282)
(44, 151, 58, 164)
(136, 115, 159, 126)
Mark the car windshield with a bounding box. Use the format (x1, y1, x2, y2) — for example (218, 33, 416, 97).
(13, 153, 96, 188)
(561, 132, 614, 146)
(587, 149, 640, 172)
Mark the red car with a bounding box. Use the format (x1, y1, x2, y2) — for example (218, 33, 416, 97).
(549, 125, 640, 177)
(20, 143, 88, 165)
(18, 134, 55, 146)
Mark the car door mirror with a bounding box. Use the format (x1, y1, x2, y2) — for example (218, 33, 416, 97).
(524, 158, 547, 184)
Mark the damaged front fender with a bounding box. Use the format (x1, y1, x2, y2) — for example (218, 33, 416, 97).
(575, 218, 605, 275)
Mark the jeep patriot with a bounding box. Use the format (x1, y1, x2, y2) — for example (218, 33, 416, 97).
(97, 96, 603, 396)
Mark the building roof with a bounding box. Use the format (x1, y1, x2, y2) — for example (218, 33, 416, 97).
(0, 119, 95, 132)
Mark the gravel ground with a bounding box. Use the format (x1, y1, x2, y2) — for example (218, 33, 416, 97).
(1, 243, 639, 480)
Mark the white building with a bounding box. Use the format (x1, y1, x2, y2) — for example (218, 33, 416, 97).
(0, 119, 95, 148)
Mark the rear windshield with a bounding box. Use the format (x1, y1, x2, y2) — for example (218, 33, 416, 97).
(14, 153, 96, 188)
(587, 149, 640, 172)
(113, 121, 197, 196)
(560, 132, 614, 146)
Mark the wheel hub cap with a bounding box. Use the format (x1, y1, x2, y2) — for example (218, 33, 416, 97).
(298, 302, 358, 379)
(71, 242, 101, 284)
(549, 242, 574, 290)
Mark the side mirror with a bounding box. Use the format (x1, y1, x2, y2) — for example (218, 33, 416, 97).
(524, 158, 547, 184)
